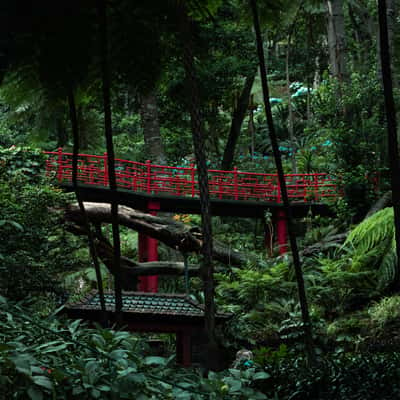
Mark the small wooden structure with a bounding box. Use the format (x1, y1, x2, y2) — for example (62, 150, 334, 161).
(64, 290, 230, 366)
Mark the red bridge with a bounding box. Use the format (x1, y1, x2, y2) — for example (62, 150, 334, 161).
(44, 149, 339, 292)
(44, 148, 339, 205)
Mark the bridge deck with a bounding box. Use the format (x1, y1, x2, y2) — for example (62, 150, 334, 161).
(63, 184, 333, 218)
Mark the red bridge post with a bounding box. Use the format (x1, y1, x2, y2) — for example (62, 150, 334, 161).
(56, 148, 63, 183)
(276, 209, 288, 255)
(103, 152, 108, 186)
(138, 200, 160, 292)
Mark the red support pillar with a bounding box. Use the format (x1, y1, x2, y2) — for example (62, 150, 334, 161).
(276, 209, 288, 255)
(138, 201, 160, 292)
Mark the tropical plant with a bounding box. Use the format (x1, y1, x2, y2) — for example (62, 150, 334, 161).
(344, 207, 396, 288)
(0, 147, 86, 301)
(0, 296, 269, 400)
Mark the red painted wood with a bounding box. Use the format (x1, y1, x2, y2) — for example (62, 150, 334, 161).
(43, 150, 340, 203)
(138, 200, 160, 292)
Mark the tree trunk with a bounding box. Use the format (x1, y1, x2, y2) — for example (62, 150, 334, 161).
(178, 5, 218, 370)
(97, 0, 123, 318)
(77, 106, 89, 150)
(56, 116, 67, 148)
(64, 202, 252, 267)
(67, 87, 106, 315)
(250, 0, 316, 365)
(378, 0, 400, 291)
(377, 1, 396, 83)
(248, 101, 256, 158)
(285, 35, 297, 173)
(221, 71, 256, 170)
(326, 0, 347, 81)
(386, 0, 395, 64)
(139, 89, 166, 164)
(364, 190, 392, 219)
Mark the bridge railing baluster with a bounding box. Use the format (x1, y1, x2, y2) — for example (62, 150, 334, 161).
(190, 164, 195, 197)
(43, 151, 341, 204)
(146, 160, 152, 194)
(56, 147, 64, 183)
(233, 167, 238, 200)
(103, 152, 108, 186)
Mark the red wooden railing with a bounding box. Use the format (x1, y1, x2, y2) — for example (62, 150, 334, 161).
(44, 149, 339, 203)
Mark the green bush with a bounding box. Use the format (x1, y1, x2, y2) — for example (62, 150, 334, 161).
(0, 297, 268, 399)
(368, 296, 400, 333)
(0, 146, 83, 301)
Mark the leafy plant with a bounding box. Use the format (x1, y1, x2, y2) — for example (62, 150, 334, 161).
(0, 296, 269, 399)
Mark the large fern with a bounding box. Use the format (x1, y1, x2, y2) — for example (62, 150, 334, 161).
(344, 207, 396, 288)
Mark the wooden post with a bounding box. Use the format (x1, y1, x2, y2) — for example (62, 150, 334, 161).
(276, 176, 282, 203)
(314, 174, 319, 201)
(103, 152, 108, 186)
(56, 147, 63, 183)
(146, 160, 152, 194)
(276, 209, 288, 254)
(233, 167, 238, 200)
(138, 200, 160, 292)
(190, 164, 195, 197)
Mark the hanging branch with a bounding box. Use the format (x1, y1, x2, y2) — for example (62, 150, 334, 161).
(67, 87, 107, 316)
(177, 4, 218, 370)
(249, 0, 315, 364)
(378, 0, 400, 291)
(96, 0, 123, 318)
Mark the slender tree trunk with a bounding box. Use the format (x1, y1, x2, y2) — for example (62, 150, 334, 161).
(378, 0, 400, 291)
(248, 102, 256, 158)
(221, 71, 256, 170)
(326, 0, 347, 81)
(67, 86, 106, 315)
(285, 35, 297, 173)
(386, 0, 396, 62)
(97, 0, 123, 319)
(56, 115, 67, 148)
(139, 89, 166, 164)
(178, 5, 218, 370)
(250, 0, 316, 365)
(377, 0, 396, 83)
(77, 106, 89, 150)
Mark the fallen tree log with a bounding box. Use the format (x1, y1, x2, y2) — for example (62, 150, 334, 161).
(64, 202, 250, 267)
(67, 221, 200, 289)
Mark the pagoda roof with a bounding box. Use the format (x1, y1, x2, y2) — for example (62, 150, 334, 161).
(64, 291, 230, 325)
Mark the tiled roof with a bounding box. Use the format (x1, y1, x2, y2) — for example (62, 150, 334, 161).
(66, 291, 208, 318)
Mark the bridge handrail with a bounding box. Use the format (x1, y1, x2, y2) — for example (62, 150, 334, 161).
(44, 149, 340, 203)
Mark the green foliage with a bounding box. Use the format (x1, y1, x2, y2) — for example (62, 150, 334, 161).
(0, 147, 84, 300)
(0, 297, 268, 399)
(368, 296, 400, 333)
(344, 207, 397, 288)
(258, 352, 400, 400)
(0, 146, 46, 181)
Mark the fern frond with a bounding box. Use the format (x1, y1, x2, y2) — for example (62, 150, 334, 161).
(344, 207, 398, 288)
(377, 236, 397, 288)
(345, 207, 394, 253)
